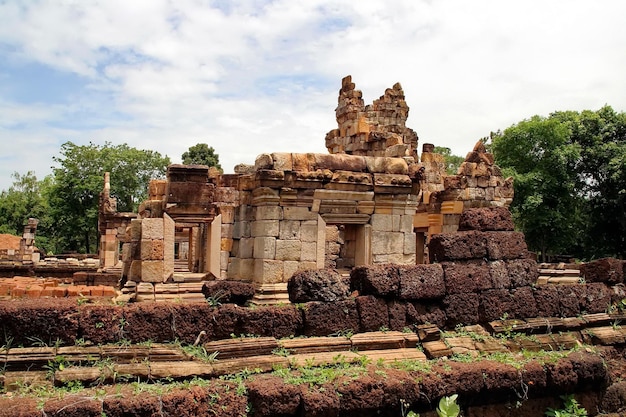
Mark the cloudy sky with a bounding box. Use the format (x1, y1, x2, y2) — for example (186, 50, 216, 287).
(1, 0, 625, 192)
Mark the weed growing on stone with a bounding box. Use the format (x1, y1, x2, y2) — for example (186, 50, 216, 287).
(230, 333, 260, 339)
(330, 329, 354, 339)
(386, 359, 432, 373)
(43, 355, 68, 383)
(206, 290, 227, 307)
(545, 394, 588, 416)
(271, 346, 292, 357)
(219, 368, 262, 396)
(180, 343, 219, 363)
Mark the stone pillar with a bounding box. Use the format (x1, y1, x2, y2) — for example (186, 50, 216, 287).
(355, 224, 371, 266)
(206, 214, 221, 278)
(20, 218, 39, 264)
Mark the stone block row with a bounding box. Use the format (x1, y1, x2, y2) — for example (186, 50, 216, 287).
(293, 258, 538, 304)
(443, 282, 614, 327)
(429, 230, 529, 262)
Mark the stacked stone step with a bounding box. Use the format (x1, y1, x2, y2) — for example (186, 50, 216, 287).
(429, 207, 614, 326)
(537, 263, 582, 285)
(427, 207, 536, 327)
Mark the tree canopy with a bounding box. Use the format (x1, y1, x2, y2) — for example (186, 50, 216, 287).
(433, 146, 464, 175)
(182, 143, 222, 172)
(48, 141, 170, 253)
(492, 106, 626, 260)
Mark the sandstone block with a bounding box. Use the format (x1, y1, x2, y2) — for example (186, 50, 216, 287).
(300, 223, 318, 242)
(255, 206, 283, 220)
(140, 239, 164, 261)
(142, 218, 164, 240)
(283, 206, 317, 220)
(141, 260, 167, 283)
(220, 238, 233, 252)
(371, 231, 403, 255)
(128, 260, 142, 282)
(253, 259, 284, 284)
(403, 232, 416, 255)
(312, 153, 367, 172)
(364, 156, 408, 174)
(238, 237, 254, 258)
(279, 220, 301, 240)
(255, 153, 273, 170)
(282, 260, 300, 282)
(253, 237, 276, 259)
(220, 250, 229, 271)
(370, 214, 394, 232)
(292, 153, 312, 171)
(129, 219, 142, 241)
(251, 220, 279, 237)
(239, 258, 255, 280)
(271, 152, 293, 171)
(275, 240, 302, 261)
(221, 223, 233, 240)
(300, 242, 318, 262)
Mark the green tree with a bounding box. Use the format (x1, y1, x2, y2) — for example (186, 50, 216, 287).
(0, 171, 44, 234)
(559, 107, 626, 258)
(182, 143, 222, 171)
(0, 172, 56, 254)
(492, 116, 584, 261)
(492, 106, 626, 260)
(49, 141, 170, 253)
(433, 146, 465, 174)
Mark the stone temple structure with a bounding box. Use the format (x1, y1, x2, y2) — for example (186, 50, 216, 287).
(98, 75, 514, 303)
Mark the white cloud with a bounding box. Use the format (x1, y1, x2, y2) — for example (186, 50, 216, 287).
(1, 0, 626, 191)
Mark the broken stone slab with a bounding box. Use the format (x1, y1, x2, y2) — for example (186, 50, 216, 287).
(458, 207, 515, 231)
(287, 269, 350, 303)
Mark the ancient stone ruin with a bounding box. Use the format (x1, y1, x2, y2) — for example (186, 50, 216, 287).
(98, 75, 514, 304)
(1, 76, 625, 416)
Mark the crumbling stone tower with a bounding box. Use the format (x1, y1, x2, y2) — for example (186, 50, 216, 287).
(325, 75, 419, 159)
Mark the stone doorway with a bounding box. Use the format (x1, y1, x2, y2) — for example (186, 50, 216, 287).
(324, 223, 371, 271)
(415, 227, 428, 264)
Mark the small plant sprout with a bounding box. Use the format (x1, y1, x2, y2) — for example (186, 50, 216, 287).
(437, 394, 461, 417)
(400, 398, 420, 417)
(545, 394, 588, 416)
